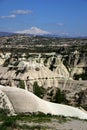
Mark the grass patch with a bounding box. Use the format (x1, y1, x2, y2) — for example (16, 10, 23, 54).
(0, 112, 85, 130)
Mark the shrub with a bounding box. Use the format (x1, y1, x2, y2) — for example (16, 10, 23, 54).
(0, 108, 10, 115)
(74, 73, 87, 80)
(53, 88, 68, 104)
(19, 80, 25, 89)
(33, 81, 45, 98)
(3, 58, 11, 67)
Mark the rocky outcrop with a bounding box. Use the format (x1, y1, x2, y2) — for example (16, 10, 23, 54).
(0, 64, 59, 89)
(62, 50, 87, 80)
(0, 89, 15, 115)
(0, 85, 87, 119)
(0, 51, 87, 80)
(0, 52, 87, 109)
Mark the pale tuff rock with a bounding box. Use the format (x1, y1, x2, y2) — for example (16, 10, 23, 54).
(70, 67, 84, 78)
(0, 52, 72, 80)
(43, 55, 70, 79)
(18, 60, 43, 70)
(53, 56, 69, 78)
(0, 85, 87, 119)
(0, 52, 11, 59)
(18, 64, 59, 88)
(0, 58, 5, 65)
(0, 62, 59, 88)
(0, 52, 86, 105)
(54, 62, 69, 79)
(0, 89, 15, 115)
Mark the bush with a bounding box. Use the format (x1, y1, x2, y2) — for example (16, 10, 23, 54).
(19, 80, 25, 89)
(3, 58, 11, 67)
(74, 73, 87, 80)
(53, 88, 68, 104)
(0, 108, 10, 116)
(33, 82, 45, 98)
(0, 116, 17, 130)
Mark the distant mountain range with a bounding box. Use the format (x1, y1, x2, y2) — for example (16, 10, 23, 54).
(0, 32, 16, 37)
(0, 31, 87, 39)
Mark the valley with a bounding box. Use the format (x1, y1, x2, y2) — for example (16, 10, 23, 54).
(0, 34, 87, 129)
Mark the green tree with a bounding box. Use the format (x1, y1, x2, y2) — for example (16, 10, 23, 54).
(19, 80, 25, 89)
(33, 81, 45, 98)
(54, 88, 68, 104)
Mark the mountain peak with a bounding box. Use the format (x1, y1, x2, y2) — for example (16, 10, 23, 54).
(16, 27, 51, 35)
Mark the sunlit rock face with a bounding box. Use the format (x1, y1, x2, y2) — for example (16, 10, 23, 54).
(0, 85, 87, 119)
(0, 51, 86, 81)
(0, 61, 59, 89)
(54, 61, 69, 79)
(43, 55, 70, 79)
(0, 58, 5, 65)
(0, 52, 87, 108)
(0, 89, 15, 115)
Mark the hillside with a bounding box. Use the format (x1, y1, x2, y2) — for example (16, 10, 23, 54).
(0, 35, 87, 113)
(0, 34, 87, 109)
(0, 85, 87, 120)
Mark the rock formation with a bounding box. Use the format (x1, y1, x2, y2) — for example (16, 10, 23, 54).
(0, 89, 15, 115)
(0, 85, 87, 119)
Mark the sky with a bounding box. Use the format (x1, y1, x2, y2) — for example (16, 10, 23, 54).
(0, 0, 87, 36)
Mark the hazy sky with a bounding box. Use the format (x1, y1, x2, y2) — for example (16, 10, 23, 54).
(0, 0, 87, 36)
